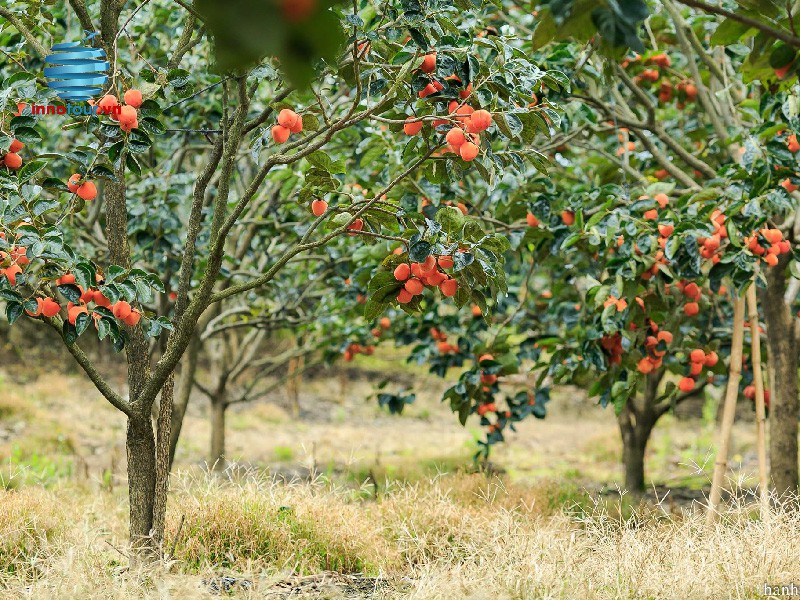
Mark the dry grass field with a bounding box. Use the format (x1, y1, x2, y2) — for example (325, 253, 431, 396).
(1, 353, 796, 599)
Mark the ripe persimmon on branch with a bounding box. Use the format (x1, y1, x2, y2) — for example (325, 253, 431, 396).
(0, 0, 562, 555)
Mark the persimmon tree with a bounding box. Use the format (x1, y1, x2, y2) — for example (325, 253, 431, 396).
(341, 0, 800, 496)
(0, 0, 561, 555)
(527, 0, 800, 497)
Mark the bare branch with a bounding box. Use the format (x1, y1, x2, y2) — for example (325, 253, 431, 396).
(45, 320, 132, 417)
(675, 0, 800, 48)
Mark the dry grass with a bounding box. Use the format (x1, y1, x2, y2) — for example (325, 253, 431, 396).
(0, 487, 66, 580)
(0, 470, 798, 599)
(0, 367, 793, 598)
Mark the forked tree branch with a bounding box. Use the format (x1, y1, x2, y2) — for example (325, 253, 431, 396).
(209, 146, 437, 304)
(675, 0, 800, 48)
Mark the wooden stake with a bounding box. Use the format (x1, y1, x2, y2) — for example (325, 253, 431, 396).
(746, 282, 770, 519)
(707, 294, 746, 525)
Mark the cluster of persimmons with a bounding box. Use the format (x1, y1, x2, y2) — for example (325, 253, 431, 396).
(94, 88, 143, 132)
(393, 254, 458, 303)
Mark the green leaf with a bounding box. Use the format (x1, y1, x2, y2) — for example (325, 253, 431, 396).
(89, 165, 119, 182)
(710, 17, 754, 46)
(58, 284, 82, 303)
(434, 206, 465, 234)
(495, 113, 523, 139)
(167, 68, 191, 88)
(481, 234, 511, 254)
(543, 70, 571, 93)
(143, 317, 163, 338)
(18, 160, 47, 183)
(0, 289, 22, 302)
(409, 241, 433, 262)
(770, 44, 797, 69)
(105, 265, 127, 283)
(74, 263, 96, 291)
(532, 9, 557, 50)
(32, 199, 60, 216)
(75, 312, 91, 336)
(307, 151, 346, 174)
(454, 251, 474, 271)
(125, 154, 141, 177)
(97, 317, 111, 340)
(6, 302, 23, 325)
(458, 399, 471, 426)
(134, 278, 154, 303)
(62, 321, 77, 344)
(40, 177, 70, 192)
(364, 271, 401, 320)
(11, 126, 42, 145)
(22, 298, 38, 314)
(332, 212, 352, 226)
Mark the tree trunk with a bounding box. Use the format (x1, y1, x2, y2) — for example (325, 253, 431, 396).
(106, 166, 166, 551)
(126, 415, 157, 554)
(210, 396, 227, 472)
(621, 427, 648, 491)
(287, 354, 303, 418)
(616, 371, 661, 492)
(168, 333, 201, 469)
(762, 264, 799, 500)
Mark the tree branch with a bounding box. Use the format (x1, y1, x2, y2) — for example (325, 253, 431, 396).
(612, 64, 718, 178)
(46, 320, 132, 417)
(675, 0, 800, 48)
(68, 0, 95, 33)
(0, 8, 48, 57)
(654, 380, 709, 418)
(209, 147, 436, 304)
(638, 133, 702, 190)
(664, 0, 731, 150)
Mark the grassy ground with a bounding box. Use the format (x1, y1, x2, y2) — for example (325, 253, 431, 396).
(0, 355, 792, 598)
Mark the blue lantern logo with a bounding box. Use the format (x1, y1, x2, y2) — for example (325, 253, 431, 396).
(44, 32, 108, 102)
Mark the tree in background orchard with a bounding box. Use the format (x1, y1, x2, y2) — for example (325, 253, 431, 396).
(534, 0, 800, 498)
(0, 0, 560, 555)
(489, 0, 800, 495)
(336, 0, 800, 497)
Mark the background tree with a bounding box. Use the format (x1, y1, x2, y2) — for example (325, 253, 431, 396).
(339, 0, 800, 496)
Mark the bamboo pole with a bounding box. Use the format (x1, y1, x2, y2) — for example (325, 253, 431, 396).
(707, 295, 746, 525)
(746, 282, 770, 519)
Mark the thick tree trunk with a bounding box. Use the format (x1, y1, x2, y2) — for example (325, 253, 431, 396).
(621, 429, 648, 491)
(210, 396, 227, 471)
(617, 402, 657, 492)
(126, 415, 157, 553)
(126, 325, 158, 548)
(107, 167, 168, 551)
(106, 168, 165, 551)
(762, 265, 799, 500)
(616, 372, 661, 492)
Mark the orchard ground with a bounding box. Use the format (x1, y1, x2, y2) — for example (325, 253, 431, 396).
(2, 347, 796, 599)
